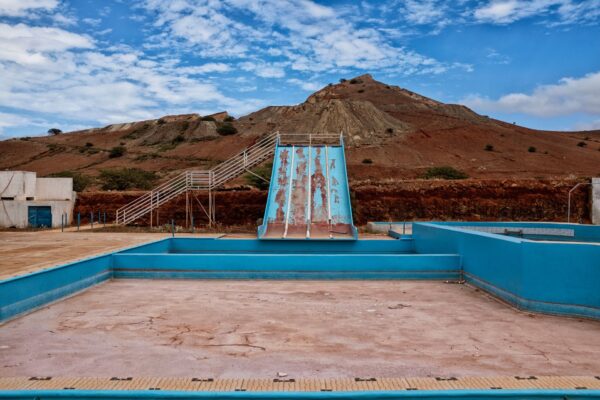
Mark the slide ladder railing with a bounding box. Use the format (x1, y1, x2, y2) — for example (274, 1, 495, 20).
(115, 132, 279, 225)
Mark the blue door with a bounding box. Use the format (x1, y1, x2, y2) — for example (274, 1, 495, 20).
(28, 206, 52, 228)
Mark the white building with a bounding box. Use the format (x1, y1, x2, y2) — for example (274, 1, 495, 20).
(0, 171, 76, 228)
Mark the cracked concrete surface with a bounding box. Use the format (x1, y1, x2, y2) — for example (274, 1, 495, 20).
(1, 280, 599, 378)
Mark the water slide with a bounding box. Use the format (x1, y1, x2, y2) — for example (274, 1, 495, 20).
(258, 136, 357, 240)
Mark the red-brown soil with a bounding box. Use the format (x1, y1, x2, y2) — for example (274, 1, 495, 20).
(74, 179, 591, 227)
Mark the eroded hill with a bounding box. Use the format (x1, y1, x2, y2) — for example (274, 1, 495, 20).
(1, 74, 599, 188)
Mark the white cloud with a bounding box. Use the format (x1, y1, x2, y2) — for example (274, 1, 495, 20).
(472, 0, 600, 25)
(573, 119, 600, 131)
(0, 20, 263, 128)
(463, 71, 600, 117)
(179, 63, 231, 74)
(0, 111, 31, 134)
(0, 0, 58, 17)
(403, 0, 447, 25)
(240, 61, 287, 78)
(139, 0, 451, 76)
(0, 23, 94, 65)
(287, 78, 323, 91)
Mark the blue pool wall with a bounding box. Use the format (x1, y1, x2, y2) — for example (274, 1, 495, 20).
(0, 254, 112, 322)
(413, 222, 600, 319)
(112, 238, 459, 280)
(2, 221, 600, 323)
(0, 239, 168, 323)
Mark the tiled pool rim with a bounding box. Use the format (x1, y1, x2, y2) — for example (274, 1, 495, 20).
(1, 376, 600, 399)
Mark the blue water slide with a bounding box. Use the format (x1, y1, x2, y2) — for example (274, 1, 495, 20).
(258, 137, 357, 240)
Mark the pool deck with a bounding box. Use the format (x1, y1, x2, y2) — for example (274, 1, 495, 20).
(1, 280, 599, 379)
(0, 231, 215, 280)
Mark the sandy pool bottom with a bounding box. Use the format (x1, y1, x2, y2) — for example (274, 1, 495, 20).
(1, 280, 599, 378)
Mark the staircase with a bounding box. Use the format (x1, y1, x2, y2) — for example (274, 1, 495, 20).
(115, 132, 279, 225)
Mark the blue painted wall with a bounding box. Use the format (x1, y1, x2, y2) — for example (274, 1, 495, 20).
(0, 255, 112, 322)
(413, 222, 600, 319)
(168, 238, 414, 254)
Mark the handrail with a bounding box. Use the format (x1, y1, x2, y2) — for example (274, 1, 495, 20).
(115, 131, 280, 225)
(115, 132, 345, 225)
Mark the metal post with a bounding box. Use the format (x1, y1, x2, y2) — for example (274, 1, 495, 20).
(90, 212, 93, 230)
(171, 219, 175, 238)
(77, 212, 80, 231)
(283, 145, 296, 238)
(191, 215, 194, 234)
(325, 145, 332, 238)
(186, 190, 189, 229)
(103, 211, 106, 227)
(61, 214, 64, 232)
(98, 211, 101, 228)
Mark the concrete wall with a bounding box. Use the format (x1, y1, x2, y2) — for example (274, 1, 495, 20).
(593, 178, 600, 225)
(35, 177, 74, 201)
(0, 200, 74, 228)
(0, 171, 75, 228)
(0, 171, 36, 200)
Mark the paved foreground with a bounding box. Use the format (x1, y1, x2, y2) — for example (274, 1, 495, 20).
(1, 280, 599, 378)
(0, 231, 193, 280)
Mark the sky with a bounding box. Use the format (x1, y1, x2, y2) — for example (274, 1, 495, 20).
(0, 0, 599, 139)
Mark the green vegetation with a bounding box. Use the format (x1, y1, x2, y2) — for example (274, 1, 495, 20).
(20, 137, 31, 141)
(47, 143, 65, 152)
(47, 128, 62, 135)
(357, 89, 365, 93)
(134, 153, 161, 162)
(484, 144, 494, 151)
(386, 128, 394, 134)
(244, 162, 272, 190)
(99, 168, 158, 191)
(577, 141, 587, 147)
(349, 78, 362, 84)
(201, 116, 216, 121)
(339, 78, 347, 83)
(109, 146, 126, 158)
(216, 122, 238, 136)
(362, 158, 373, 164)
(224, 116, 235, 122)
(49, 171, 92, 192)
(85, 142, 94, 147)
(528, 146, 537, 153)
(172, 134, 185, 144)
(157, 118, 166, 125)
(422, 166, 468, 180)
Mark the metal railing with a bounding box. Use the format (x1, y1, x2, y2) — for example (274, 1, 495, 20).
(115, 132, 279, 225)
(115, 132, 344, 226)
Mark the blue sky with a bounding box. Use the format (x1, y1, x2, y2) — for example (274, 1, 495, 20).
(0, 0, 599, 138)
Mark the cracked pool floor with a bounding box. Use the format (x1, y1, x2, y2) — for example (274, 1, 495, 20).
(1, 280, 599, 377)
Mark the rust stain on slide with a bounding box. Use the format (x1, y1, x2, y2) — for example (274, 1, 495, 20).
(273, 148, 289, 222)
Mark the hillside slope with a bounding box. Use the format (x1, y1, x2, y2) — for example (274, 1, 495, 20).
(1, 74, 599, 186)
